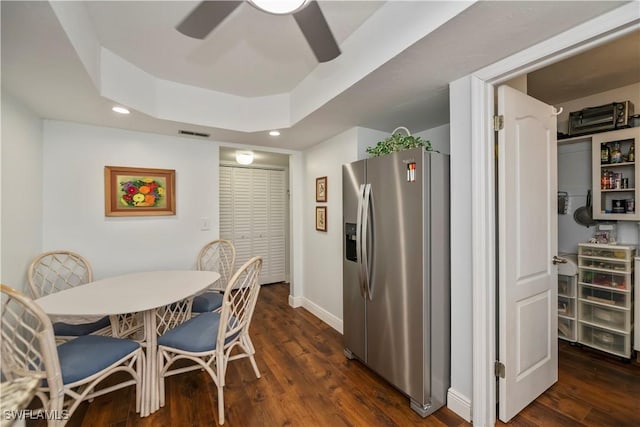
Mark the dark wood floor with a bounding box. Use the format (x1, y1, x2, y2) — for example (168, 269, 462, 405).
(30, 283, 639, 426)
(501, 339, 640, 427)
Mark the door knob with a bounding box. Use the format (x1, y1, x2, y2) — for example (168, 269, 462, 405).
(552, 256, 568, 265)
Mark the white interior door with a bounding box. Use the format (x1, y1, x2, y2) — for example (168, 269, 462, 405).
(497, 85, 558, 422)
(219, 166, 287, 285)
(231, 167, 253, 270)
(267, 170, 286, 283)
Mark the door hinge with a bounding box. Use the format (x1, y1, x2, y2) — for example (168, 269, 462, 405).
(493, 115, 504, 131)
(495, 361, 505, 378)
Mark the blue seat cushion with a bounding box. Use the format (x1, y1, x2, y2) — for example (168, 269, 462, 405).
(56, 335, 140, 384)
(192, 291, 224, 313)
(53, 316, 111, 336)
(158, 312, 222, 352)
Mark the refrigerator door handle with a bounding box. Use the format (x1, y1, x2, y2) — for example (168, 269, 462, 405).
(362, 183, 373, 300)
(356, 184, 366, 298)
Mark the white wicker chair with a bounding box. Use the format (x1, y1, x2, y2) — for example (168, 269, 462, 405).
(192, 240, 236, 314)
(27, 251, 112, 340)
(158, 256, 263, 425)
(0, 284, 143, 426)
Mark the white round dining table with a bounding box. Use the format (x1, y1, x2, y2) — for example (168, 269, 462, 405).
(35, 270, 220, 417)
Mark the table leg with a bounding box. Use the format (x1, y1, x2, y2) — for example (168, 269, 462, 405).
(140, 308, 159, 417)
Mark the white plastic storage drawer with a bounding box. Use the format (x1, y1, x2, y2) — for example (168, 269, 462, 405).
(579, 284, 630, 308)
(578, 269, 631, 291)
(558, 317, 577, 342)
(558, 274, 576, 297)
(579, 257, 631, 272)
(558, 296, 576, 317)
(578, 244, 635, 260)
(579, 301, 630, 332)
(579, 323, 631, 357)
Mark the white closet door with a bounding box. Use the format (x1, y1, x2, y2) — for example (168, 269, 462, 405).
(219, 165, 287, 285)
(219, 167, 233, 242)
(268, 170, 286, 283)
(232, 168, 253, 273)
(251, 169, 270, 284)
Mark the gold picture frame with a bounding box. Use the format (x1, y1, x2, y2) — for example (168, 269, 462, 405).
(316, 176, 327, 202)
(104, 166, 176, 217)
(315, 206, 327, 232)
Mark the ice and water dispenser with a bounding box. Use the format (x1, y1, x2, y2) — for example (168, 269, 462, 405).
(345, 223, 357, 262)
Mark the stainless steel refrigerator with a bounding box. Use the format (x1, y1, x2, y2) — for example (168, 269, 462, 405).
(342, 147, 450, 416)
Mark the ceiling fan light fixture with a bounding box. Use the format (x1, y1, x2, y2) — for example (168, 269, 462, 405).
(249, 0, 309, 15)
(236, 151, 254, 165)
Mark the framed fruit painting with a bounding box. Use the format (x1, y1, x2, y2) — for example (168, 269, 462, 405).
(104, 166, 175, 216)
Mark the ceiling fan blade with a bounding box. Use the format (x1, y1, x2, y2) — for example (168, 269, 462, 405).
(177, 1, 242, 39)
(293, 1, 341, 63)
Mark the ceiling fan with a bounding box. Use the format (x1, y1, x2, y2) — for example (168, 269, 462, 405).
(176, 0, 341, 63)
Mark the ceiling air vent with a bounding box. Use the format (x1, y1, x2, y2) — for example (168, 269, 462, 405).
(178, 129, 210, 138)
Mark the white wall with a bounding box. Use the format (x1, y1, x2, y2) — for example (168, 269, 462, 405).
(356, 127, 389, 159)
(558, 141, 595, 253)
(1, 94, 44, 293)
(446, 76, 473, 420)
(301, 128, 359, 331)
(42, 121, 220, 280)
(415, 124, 451, 155)
(289, 152, 305, 303)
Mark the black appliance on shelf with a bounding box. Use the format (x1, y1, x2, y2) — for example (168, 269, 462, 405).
(568, 101, 634, 137)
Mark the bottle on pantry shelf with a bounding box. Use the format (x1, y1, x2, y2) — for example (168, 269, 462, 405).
(628, 143, 635, 162)
(610, 142, 622, 163)
(601, 144, 610, 164)
(601, 169, 608, 189)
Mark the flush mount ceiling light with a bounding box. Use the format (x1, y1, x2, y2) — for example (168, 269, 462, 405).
(269, 130, 281, 136)
(112, 106, 130, 114)
(249, 0, 309, 15)
(236, 151, 254, 165)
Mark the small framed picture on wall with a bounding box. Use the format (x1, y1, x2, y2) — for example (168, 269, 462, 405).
(316, 176, 327, 202)
(315, 206, 327, 232)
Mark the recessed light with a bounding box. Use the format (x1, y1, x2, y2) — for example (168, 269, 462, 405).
(112, 106, 130, 115)
(269, 130, 280, 136)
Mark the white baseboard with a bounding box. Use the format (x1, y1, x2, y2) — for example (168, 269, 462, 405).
(447, 387, 472, 422)
(299, 297, 343, 334)
(288, 294, 303, 308)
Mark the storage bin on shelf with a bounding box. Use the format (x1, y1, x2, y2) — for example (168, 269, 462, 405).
(558, 255, 578, 342)
(577, 243, 635, 358)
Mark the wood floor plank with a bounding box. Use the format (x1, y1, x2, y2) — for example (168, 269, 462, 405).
(534, 386, 592, 423)
(27, 283, 639, 426)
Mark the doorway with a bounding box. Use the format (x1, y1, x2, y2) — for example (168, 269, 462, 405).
(458, 4, 640, 425)
(494, 29, 640, 422)
(218, 147, 291, 285)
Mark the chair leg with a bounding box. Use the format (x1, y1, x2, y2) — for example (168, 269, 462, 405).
(217, 383, 225, 425)
(135, 350, 143, 413)
(242, 334, 261, 379)
(217, 353, 225, 425)
(248, 354, 261, 379)
(158, 350, 166, 407)
(47, 392, 64, 427)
